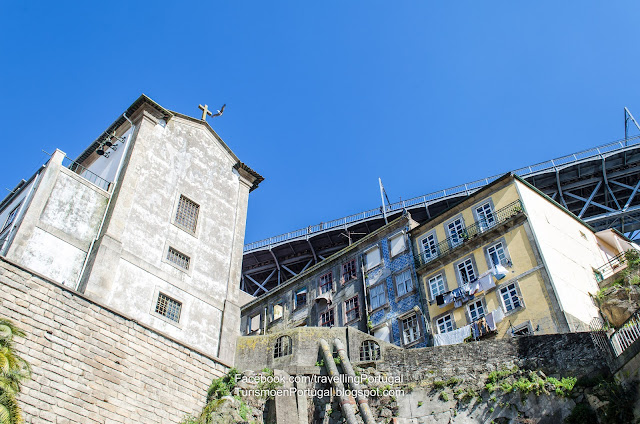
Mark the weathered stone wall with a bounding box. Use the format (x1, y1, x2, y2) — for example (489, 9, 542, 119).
(0, 257, 227, 423)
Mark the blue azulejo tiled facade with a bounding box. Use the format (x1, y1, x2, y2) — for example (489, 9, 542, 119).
(364, 214, 429, 348)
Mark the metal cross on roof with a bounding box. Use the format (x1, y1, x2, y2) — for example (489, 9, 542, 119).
(198, 104, 213, 121)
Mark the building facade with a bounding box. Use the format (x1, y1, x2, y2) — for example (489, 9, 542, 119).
(241, 214, 429, 349)
(410, 173, 633, 346)
(0, 95, 262, 363)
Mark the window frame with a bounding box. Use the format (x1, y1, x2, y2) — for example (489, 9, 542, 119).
(497, 281, 525, 314)
(484, 237, 512, 269)
(166, 246, 191, 271)
(394, 268, 415, 299)
(511, 320, 534, 337)
(400, 313, 423, 347)
(473, 199, 496, 231)
(389, 232, 407, 258)
(368, 282, 388, 312)
(293, 286, 308, 310)
(359, 340, 381, 361)
(153, 292, 183, 325)
(445, 215, 466, 247)
(273, 335, 293, 358)
(344, 295, 360, 324)
(173, 194, 200, 235)
(319, 307, 335, 327)
(272, 301, 284, 322)
(418, 230, 439, 262)
(454, 255, 478, 286)
(364, 245, 382, 271)
(1, 203, 21, 233)
(247, 312, 261, 335)
(467, 298, 487, 323)
(426, 272, 448, 301)
(318, 272, 334, 294)
(342, 259, 358, 284)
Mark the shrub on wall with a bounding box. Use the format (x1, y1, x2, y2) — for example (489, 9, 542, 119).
(0, 318, 31, 424)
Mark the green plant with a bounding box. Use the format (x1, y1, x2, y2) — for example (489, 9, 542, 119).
(206, 367, 241, 402)
(256, 368, 282, 400)
(315, 359, 324, 367)
(489, 407, 495, 413)
(238, 401, 251, 421)
(367, 319, 373, 330)
(333, 357, 341, 365)
(433, 380, 446, 390)
(0, 318, 31, 424)
(439, 392, 448, 401)
(417, 401, 423, 407)
(445, 377, 460, 387)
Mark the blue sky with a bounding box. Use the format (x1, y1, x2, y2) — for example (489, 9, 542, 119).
(2, 2, 640, 244)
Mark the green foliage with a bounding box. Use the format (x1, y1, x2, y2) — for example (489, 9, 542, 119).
(0, 318, 30, 424)
(333, 357, 341, 365)
(445, 377, 460, 387)
(206, 367, 240, 403)
(417, 401, 423, 407)
(439, 392, 448, 401)
(256, 368, 282, 400)
(593, 380, 637, 424)
(315, 359, 324, 367)
(238, 401, 251, 421)
(564, 403, 597, 424)
(486, 366, 518, 384)
(432, 380, 446, 390)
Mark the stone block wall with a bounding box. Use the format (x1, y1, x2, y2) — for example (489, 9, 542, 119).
(0, 257, 228, 423)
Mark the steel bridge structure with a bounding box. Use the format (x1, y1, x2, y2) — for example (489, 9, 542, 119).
(241, 135, 640, 296)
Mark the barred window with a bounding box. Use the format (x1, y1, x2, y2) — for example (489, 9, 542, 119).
(359, 340, 381, 361)
(155, 293, 182, 322)
(167, 247, 190, 270)
(273, 335, 293, 358)
(175, 195, 199, 233)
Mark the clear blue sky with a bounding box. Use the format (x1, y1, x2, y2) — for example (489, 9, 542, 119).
(2, 2, 640, 244)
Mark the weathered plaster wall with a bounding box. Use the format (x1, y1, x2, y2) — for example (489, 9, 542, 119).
(83, 109, 252, 362)
(516, 180, 603, 330)
(0, 257, 226, 424)
(6, 151, 108, 288)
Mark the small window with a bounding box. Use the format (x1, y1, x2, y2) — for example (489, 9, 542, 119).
(401, 314, 421, 345)
(344, 295, 360, 323)
(369, 284, 386, 310)
(319, 272, 333, 294)
(155, 293, 182, 322)
(420, 232, 438, 261)
(457, 258, 476, 284)
(511, 321, 533, 337)
(2, 203, 21, 232)
(320, 308, 335, 327)
(487, 242, 508, 267)
(273, 303, 284, 321)
(500, 282, 522, 312)
(248, 313, 260, 334)
(468, 299, 486, 322)
(476, 202, 495, 230)
(365, 246, 381, 270)
(436, 314, 453, 334)
(167, 247, 190, 270)
(175, 195, 200, 233)
(428, 274, 446, 299)
(359, 340, 381, 361)
(447, 217, 466, 246)
(395, 269, 414, 297)
(342, 259, 357, 283)
(389, 233, 406, 257)
(294, 287, 307, 309)
(273, 335, 292, 358)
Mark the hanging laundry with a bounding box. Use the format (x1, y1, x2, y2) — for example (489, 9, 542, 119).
(433, 325, 471, 346)
(493, 307, 505, 324)
(494, 264, 508, 280)
(436, 294, 445, 306)
(478, 273, 495, 292)
(485, 312, 496, 331)
(467, 280, 481, 295)
(454, 299, 462, 308)
(471, 322, 479, 338)
(443, 292, 454, 305)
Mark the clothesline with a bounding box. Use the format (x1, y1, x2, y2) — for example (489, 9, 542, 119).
(435, 264, 508, 307)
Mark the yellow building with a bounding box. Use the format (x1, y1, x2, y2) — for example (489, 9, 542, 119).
(410, 173, 633, 345)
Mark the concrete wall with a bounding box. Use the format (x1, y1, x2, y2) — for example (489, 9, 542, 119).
(5, 151, 109, 288)
(516, 180, 603, 330)
(0, 257, 227, 424)
(81, 107, 254, 363)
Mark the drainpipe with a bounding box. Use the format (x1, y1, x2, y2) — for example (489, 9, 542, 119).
(360, 257, 371, 334)
(319, 339, 358, 424)
(333, 338, 376, 424)
(75, 113, 135, 290)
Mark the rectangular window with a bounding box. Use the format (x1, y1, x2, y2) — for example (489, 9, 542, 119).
(342, 259, 357, 283)
(294, 287, 307, 309)
(273, 303, 284, 321)
(487, 242, 507, 267)
(421, 232, 438, 261)
(370, 284, 386, 310)
(457, 258, 476, 284)
(175, 195, 200, 233)
(436, 314, 454, 334)
(402, 314, 421, 344)
(512, 321, 533, 336)
(2, 203, 21, 232)
(155, 293, 182, 322)
(248, 313, 260, 334)
(365, 246, 381, 270)
(476, 202, 495, 230)
(447, 217, 466, 247)
(167, 247, 190, 270)
(344, 296, 360, 323)
(428, 274, 446, 299)
(468, 299, 486, 322)
(320, 308, 335, 327)
(389, 233, 406, 257)
(319, 272, 333, 294)
(500, 283, 522, 312)
(395, 269, 414, 297)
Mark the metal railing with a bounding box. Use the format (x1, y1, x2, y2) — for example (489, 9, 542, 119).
(243, 134, 640, 253)
(594, 252, 627, 282)
(62, 157, 112, 192)
(610, 309, 640, 356)
(414, 200, 524, 268)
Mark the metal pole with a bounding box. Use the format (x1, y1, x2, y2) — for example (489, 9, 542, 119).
(379, 178, 388, 224)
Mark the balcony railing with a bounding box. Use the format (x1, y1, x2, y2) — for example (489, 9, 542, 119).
(414, 200, 524, 269)
(610, 308, 640, 357)
(594, 251, 627, 283)
(62, 157, 112, 192)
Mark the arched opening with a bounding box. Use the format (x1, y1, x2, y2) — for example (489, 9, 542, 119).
(273, 335, 293, 358)
(360, 340, 381, 361)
